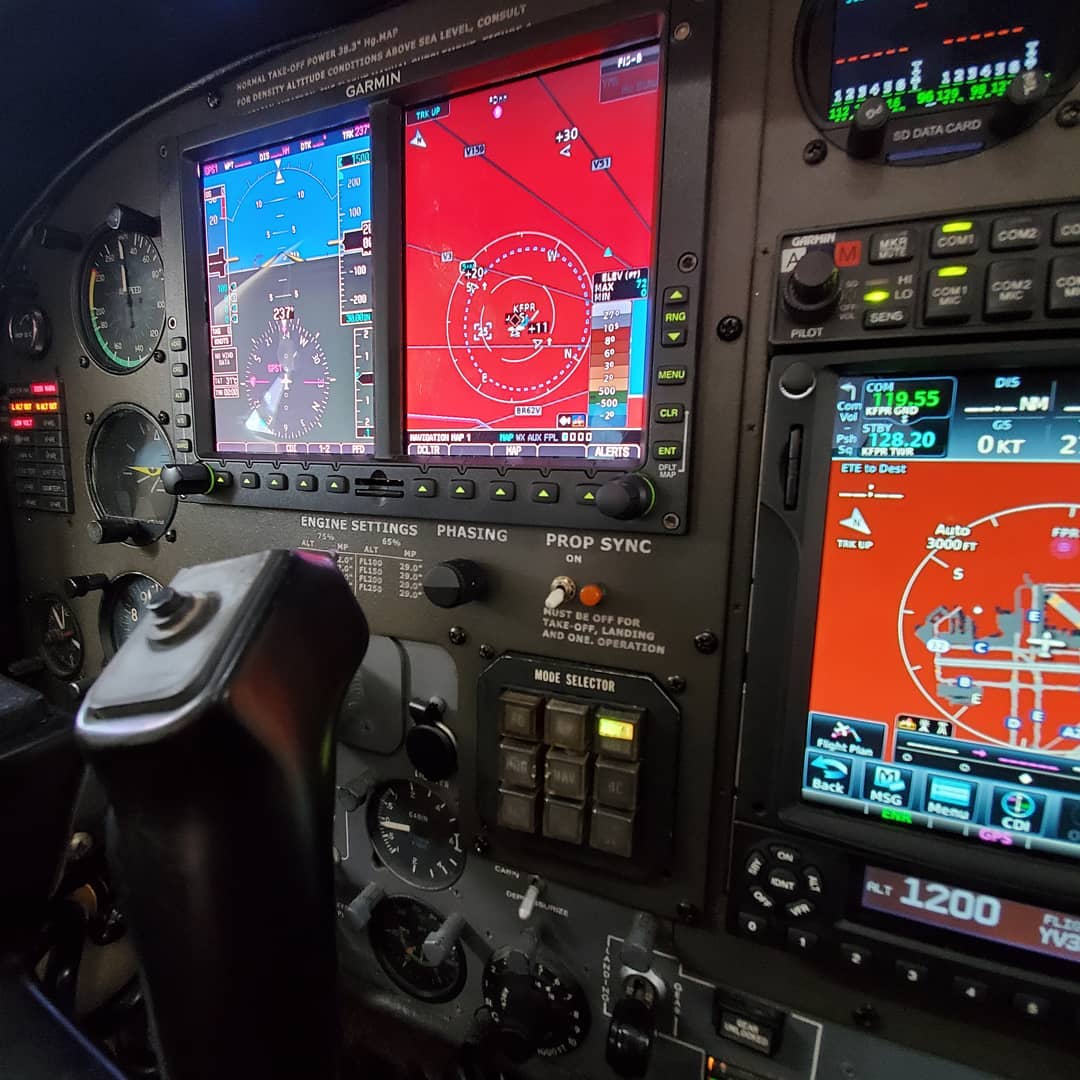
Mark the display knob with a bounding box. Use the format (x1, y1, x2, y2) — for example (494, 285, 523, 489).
(783, 249, 841, 322)
(595, 474, 655, 521)
(105, 203, 161, 237)
(847, 96, 890, 159)
(991, 68, 1050, 137)
(422, 559, 486, 608)
(64, 574, 109, 599)
(161, 462, 215, 496)
(405, 696, 458, 781)
(87, 518, 142, 545)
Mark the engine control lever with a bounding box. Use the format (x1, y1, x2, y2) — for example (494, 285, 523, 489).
(75, 550, 369, 1080)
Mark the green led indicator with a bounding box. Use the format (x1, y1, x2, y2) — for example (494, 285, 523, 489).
(937, 265, 969, 278)
(881, 808, 914, 825)
(863, 289, 891, 304)
(941, 220, 973, 234)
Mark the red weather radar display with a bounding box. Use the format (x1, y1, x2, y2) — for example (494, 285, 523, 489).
(403, 45, 663, 463)
(804, 369, 1080, 859)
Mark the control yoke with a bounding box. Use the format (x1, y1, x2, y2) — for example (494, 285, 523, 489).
(75, 550, 369, 1080)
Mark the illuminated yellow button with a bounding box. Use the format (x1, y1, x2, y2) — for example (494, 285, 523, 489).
(941, 220, 973, 234)
(936, 265, 969, 278)
(598, 717, 635, 741)
(596, 706, 644, 762)
(863, 289, 891, 304)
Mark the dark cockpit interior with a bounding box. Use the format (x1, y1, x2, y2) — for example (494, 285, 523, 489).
(1, 2, 1079, 1078)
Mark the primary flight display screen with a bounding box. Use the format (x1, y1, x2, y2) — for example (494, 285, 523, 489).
(403, 45, 663, 463)
(826, 0, 1068, 125)
(200, 120, 375, 457)
(804, 369, 1080, 861)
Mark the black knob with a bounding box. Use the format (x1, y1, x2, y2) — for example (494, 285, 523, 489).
(406, 697, 456, 781)
(422, 559, 486, 608)
(162, 462, 215, 496)
(87, 518, 142, 545)
(7, 305, 51, 359)
(595, 474, 655, 521)
(606, 994, 655, 1078)
(64, 574, 109, 599)
(784, 249, 841, 322)
(991, 68, 1049, 137)
(847, 96, 890, 159)
(105, 203, 161, 237)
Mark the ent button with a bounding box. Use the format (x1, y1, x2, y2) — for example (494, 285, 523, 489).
(924, 265, 975, 324)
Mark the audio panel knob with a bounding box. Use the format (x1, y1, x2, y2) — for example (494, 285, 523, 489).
(783, 249, 841, 322)
(596, 475, 655, 520)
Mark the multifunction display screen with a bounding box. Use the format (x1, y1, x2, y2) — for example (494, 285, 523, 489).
(863, 867, 1080, 966)
(804, 369, 1080, 860)
(403, 46, 663, 463)
(827, 0, 1067, 124)
(201, 121, 375, 457)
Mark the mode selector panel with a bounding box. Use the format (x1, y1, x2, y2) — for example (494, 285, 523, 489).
(772, 202, 1080, 346)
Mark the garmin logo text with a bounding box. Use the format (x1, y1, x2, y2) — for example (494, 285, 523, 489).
(345, 69, 403, 98)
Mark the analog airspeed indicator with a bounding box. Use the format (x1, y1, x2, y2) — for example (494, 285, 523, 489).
(367, 779, 465, 891)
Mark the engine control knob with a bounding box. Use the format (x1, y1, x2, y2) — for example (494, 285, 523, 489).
(105, 203, 161, 237)
(481, 931, 590, 1063)
(991, 68, 1049, 137)
(783, 249, 841, 322)
(606, 979, 657, 1079)
(63, 574, 109, 599)
(405, 696, 457, 781)
(422, 559, 486, 608)
(87, 518, 142, 545)
(161, 462, 215, 496)
(846, 96, 890, 159)
(595, 474, 655, 521)
(422, 911, 467, 965)
(342, 882, 385, 936)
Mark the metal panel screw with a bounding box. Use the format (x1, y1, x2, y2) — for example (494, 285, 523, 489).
(666, 675, 687, 693)
(78, 355, 90, 369)
(164, 530, 177, 544)
(694, 630, 719, 654)
(152, 349, 166, 363)
(472, 832, 490, 856)
(449, 626, 468, 646)
(677, 252, 698, 273)
(157, 411, 170, 425)
(803, 139, 828, 165)
(479, 643, 495, 659)
(852, 1004, 879, 1031)
(663, 513, 680, 530)
(207, 89, 222, 109)
(717, 315, 743, 341)
(159, 144, 168, 159)
(83, 411, 93, 425)
(676, 900, 698, 924)
(672, 22, 691, 42)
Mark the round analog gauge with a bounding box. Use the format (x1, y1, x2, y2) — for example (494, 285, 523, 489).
(35, 595, 83, 679)
(244, 317, 332, 440)
(87, 405, 176, 544)
(79, 230, 166, 374)
(100, 573, 164, 658)
(367, 779, 465, 891)
(369, 895, 467, 1003)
